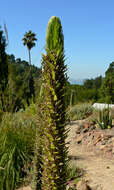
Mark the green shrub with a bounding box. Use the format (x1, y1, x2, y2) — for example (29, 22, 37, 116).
(25, 102, 37, 115)
(0, 112, 37, 190)
(0, 110, 3, 122)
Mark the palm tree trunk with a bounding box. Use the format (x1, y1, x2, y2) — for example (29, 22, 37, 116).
(28, 47, 35, 101)
(28, 48, 31, 66)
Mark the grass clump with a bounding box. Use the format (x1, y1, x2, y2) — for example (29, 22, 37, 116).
(0, 112, 37, 190)
(67, 164, 84, 181)
(68, 103, 93, 121)
(66, 164, 84, 190)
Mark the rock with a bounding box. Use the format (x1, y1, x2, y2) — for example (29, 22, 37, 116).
(94, 137, 101, 145)
(75, 125, 81, 134)
(89, 184, 103, 190)
(94, 131, 101, 140)
(76, 135, 83, 144)
(99, 145, 106, 150)
(83, 123, 90, 129)
(101, 141, 106, 145)
(89, 125, 96, 131)
(83, 128, 89, 133)
(77, 179, 91, 190)
(101, 134, 112, 141)
(107, 146, 112, 152)
(93, 132, 102, 145)
(111, 137, 114, 142)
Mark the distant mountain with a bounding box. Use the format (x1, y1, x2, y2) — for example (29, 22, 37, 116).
(69, 78, 84, 85)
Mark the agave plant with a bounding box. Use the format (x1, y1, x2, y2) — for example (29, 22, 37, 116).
(96, 107, 112, 129)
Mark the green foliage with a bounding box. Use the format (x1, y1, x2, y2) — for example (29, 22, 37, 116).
(66, 164, 84, 190)
(0, 56, 41, 112)
(68, 103, 93, 121)
(25, 102, 37, 115)
(84, 76, 103, 89)
(0, 112, 37, 190)
(0, 27, 8, 111)
(66, 84, 99, 106)
(100, 62, 114, 103)
(31, 102, 46, 190)
(67, 164, 84, 181)
(22, 30, 37, 51)
(95, 107, 113, 129)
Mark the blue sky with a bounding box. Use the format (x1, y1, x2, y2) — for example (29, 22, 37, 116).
(1, 0, 114, 79)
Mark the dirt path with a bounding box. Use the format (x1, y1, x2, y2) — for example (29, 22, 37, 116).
(67, 121, 114, 190)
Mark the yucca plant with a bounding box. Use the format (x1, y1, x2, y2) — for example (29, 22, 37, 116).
(96, 107, 112, 129)
(40, 16, 68, 190)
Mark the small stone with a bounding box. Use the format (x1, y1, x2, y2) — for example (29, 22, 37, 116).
(83, 123, 90, 129)
(89, 125, 96, 131)
(111, 137, 114, 142)
(77, 179, 91, 190)
(76, 135, 83, 144)
(101, 141, 106, 145)
(99, 145, 106, 150)
(89, 184, 103, 190)
(76, 131, 81, 134)
(83, 128, 88, 133)
(94, 137, 101, 145)
(102, 134, 112, 140)
(75, 125, 81, 134)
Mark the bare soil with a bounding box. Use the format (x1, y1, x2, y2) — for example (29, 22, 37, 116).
(67, 121, 114, 190)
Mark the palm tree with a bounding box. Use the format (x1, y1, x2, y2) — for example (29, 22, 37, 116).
(22, 30, 37, 66)
(22, 30, 37, 104)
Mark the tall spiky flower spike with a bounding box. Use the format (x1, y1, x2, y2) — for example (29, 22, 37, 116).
(46, 16, 64, 56)
(41, 16, 68, 190)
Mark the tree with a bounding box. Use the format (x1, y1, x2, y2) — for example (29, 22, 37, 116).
(100, 62, 114, 103)
(84, 76, 103, 89)
(40, 16, 68, 190)
(22, 30, 37, 66)
(22, 30, 37, 103)
(0, 27, 8, 111)
(5, 56, 41, 112)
